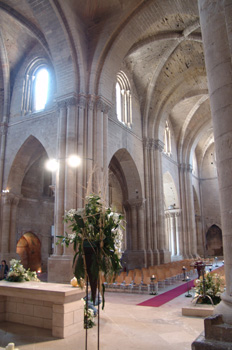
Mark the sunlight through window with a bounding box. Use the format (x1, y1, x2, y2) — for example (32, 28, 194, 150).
(34, 68, 49, 111)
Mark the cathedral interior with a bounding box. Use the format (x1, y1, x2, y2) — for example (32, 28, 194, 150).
(0, 0, 232, 348)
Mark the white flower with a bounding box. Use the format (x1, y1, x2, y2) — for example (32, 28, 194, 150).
(68, 233, 76, 240)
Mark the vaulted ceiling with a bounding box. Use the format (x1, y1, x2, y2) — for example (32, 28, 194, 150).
(0, 0, 213, 169)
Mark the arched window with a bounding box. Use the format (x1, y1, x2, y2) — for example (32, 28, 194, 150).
(164, 121, 172, 155)
(34, 68, 49, 111)
(22, 58, 51, 115)
(116, 71, 132, 127)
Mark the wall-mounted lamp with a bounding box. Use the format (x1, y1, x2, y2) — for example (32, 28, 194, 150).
(45, 154, 82, 172)
(2, 189, 10, 193)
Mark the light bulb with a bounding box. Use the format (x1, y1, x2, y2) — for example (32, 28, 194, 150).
(67, 155, 81, 168)
(45, 159, 59, 172)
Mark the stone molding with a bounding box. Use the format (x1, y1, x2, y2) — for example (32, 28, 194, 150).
(56, 94, 112, 113)
(143, 138, 164, 151)
(179, 163, 193, 173)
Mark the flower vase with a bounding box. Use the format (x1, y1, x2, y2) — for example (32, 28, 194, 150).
(83, 240, 99, 303)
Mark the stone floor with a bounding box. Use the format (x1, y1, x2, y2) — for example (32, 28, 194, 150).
(0, 263, 223, 350)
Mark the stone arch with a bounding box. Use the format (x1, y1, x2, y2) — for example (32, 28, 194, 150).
(206, 224, 223, 257)
(163, 172, 179, 209)
(108, 148, 144, 270)
(16, 232, 41, 272)
(7, 135, 51, 195)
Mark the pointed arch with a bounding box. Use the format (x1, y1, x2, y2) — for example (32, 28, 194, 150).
(163, 172, 179, 209)
(16, 232, 41, 272)
(7, 135, 50, 195)
(109, 148, 144, 269)
(206, 224, 223, 257)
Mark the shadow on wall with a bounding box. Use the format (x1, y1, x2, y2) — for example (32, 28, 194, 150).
(16, 232, 41, 272)
(206, 224, 223, 256)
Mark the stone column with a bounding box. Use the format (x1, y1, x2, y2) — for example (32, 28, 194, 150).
(138, 201, 145, 251)
(199, 0, 232, 324)
(175, 210, 181, 256)
(154, 140, 170, 263)
(185, 164, 197, 257)
(9, 195, 20, 255)
(54, 101, 66, 256)
(76, 95, 86, 209)
(48, 96, 78, 282)
(170, 213, 176, 256)
(63, 97, 78, 256)
(86, 96, 94, 192)
(143, 138, 156, 266)
(0, 192, 14, 257)
(0, 122, 7, 191)
(131, 204, 138, 251)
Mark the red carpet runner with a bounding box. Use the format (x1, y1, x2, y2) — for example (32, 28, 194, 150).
(137, 280, 195, 307)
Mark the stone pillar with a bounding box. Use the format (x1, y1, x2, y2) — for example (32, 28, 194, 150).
(143, 138, 157, 266)
(199, 0, 232, 324)
(123, 199, 146, 270)
(0, 123, 7, 191)
(48, 96, 78, 282)
(179, 164, 187, 257)
(94, 98, 110, 197)
(76, 95, 86, 209)
(131, 204, 138, 251)
(185, 164, 197, 257)
(170, 213, 176, 256)
(154, 140, 170, 263)
(63, 98, 78, 257)
(0, 193, 14, 257)
(86, 96, 94, 192)
(9, 195, 20, 255)
(138, 201, 145, 251)
(54, 101, 66, 256)
(175, 210, 181, 256)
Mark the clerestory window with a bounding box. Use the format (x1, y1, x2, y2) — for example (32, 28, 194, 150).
(116, 71, 132, 127)
(22, 58, 51, 115)
(164, 121, 172, 155)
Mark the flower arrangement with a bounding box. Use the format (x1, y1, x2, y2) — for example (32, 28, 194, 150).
(84, 304, 95, 329)
(58, 193, 124, 307)
(193, 272, 224, 305)
(6, 259, 40, 282)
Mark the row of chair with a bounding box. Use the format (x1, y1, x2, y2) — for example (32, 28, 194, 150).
(104, 259, 198, 294)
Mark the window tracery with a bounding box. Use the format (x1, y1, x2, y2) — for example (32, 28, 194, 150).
(22, 58, 50, 115)
(116, 71, 132, 127)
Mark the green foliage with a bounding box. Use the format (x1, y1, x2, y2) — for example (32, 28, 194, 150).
(84, 304, 95, 329)
(6, 259, 40, 282)
(57, 193, 124, 308)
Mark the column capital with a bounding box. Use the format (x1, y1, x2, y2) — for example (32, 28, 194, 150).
(143, 137, 154, 149)
(56, 94, 78, 110)
(154, 139, 164, 152)
(96, 97, 112, 113)
(124, 198, 145, 209)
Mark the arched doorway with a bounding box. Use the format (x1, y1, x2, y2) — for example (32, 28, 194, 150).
(109, 148, 144, 270)
(206, 224, 223, 257)
(16, 232, 41, 272)
(6, 136, 54, 272)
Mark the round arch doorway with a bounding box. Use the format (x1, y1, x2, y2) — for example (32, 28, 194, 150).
(16, 232, 42, 272)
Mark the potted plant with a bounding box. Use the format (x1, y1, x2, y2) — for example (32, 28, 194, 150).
(58, 193, 124, 307)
